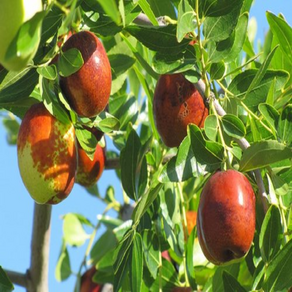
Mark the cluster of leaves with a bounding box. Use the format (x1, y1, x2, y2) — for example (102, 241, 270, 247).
(0, 0, 291, 291)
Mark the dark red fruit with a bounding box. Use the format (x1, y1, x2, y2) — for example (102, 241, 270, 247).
(153, 73, 208, 147)
(60, 31, 111, 117)
(80, 266, 102, 292)
(197, 170, 256, 265)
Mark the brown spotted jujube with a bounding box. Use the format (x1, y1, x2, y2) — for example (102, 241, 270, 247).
(153, 73, 208, 147)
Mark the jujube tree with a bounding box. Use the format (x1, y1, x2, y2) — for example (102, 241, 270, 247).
(0, 0, 291, 292)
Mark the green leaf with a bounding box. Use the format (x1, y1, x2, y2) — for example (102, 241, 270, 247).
(203, 0, 243, 42)
(75, 127, 97, 160)
(133, 183, 163, 224)
(204, 114, 218, 141)
(5, 11, 45, 64)
(222, 271, 247, 292)
(62, 213, 90, 247)
(151, 259, 181, 290)
(126, 24, 190, 55)
(199, 0, 243, 17)
(188, 124, 224, 168)
(159, 136, 198, 182)
(186, 228, 197, 290)
(130, 233, 143, 292)
(96, 112, 120, 133)
(109, 54, 135, 77)
(277, 104, 292, 145)
(258, 103, 279, 136)
(239, 140, 292, 172)
(83, 12, 122, 37)
(55, 242, 71, 282)
(0, 69, 39, 116)
(207, 13, 248, 63)
(221, 114, 246, 139)
(147, 0, 177, 19)
(2, 118, 20, 145)
(113, 230, 134, 291)
(228, 69, 289, 110)
(142, 230, 160, 279)
(97, 0, 121, 24)
(58, 48, 84, 77)
(264, 239, 292, 291)
(120, 128, 142, 201)
(37, 65, 57, 80)
(252, 260, 265, 290)
(209, 61, 226, 80)
(177, 0, 196, 42)
(243, 45, 279, 100)
(90, 230, 118, 263)
(138, 0, 159, 25)
(153, 47, 196, 74)
(41, 77, 70, 125)
(267, 12, 292, 63)
(0, 267, 14, 292)
(108, 95, 137, 131)
(259, 205, 283, 263)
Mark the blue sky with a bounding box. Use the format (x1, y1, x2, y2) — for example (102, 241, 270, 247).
(0, 2, 291, 291)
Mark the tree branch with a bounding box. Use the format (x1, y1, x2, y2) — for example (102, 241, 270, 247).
(27, 204, 52, 292)
(4, 270, 28, 288)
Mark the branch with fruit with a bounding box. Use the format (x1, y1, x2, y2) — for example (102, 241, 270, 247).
(0, 1, 291, 292)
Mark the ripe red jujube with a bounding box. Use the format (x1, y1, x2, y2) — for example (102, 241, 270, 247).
(153, 73, 208, 147)
(197, 169, 256, 265)
(59, 31, 111, 118)
(17, 103, 77, 204)
(80, 266, 102, 292)
(76, 127, 106, 187)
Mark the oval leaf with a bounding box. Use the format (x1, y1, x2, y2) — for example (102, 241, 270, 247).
(222, 114, 246, 139)
(239, 140, 292, 172)
(259, 205, 283, 263)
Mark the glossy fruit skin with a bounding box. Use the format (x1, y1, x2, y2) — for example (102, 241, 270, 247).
(76, 128, 105, 187)
(80, 266, 102, 292)
(59, 31, 112, 117)
(197, 170, 256, 265)
(0, 0, 42, 71)
(153, 73, 208, 148)
(17, 103, 77, 204)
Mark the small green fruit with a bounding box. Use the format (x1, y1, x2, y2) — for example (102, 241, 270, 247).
(0, 0, 42, 71)
(17, 103, 77, 204)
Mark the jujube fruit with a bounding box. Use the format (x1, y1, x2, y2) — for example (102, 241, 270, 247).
(80, 266, 102, 292)
(153, 73, 208, 147)
(0, 0, 42, 71)
(59, 31, 112, 118)
(76, 128, 106, 187)
(17, 103, 77, 204)
(197, 169, 256, 265)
